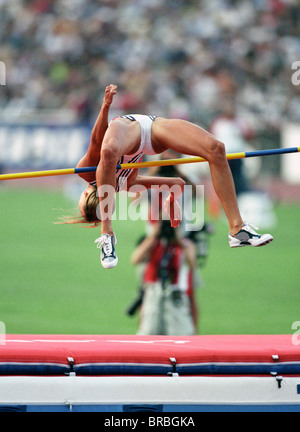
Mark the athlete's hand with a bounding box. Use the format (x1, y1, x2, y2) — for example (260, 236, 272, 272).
(103, 84, 117, 106)
(164, 193, 182, 228)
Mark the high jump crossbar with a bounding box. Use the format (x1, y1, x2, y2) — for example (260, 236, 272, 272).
(0, 146, 299, 181)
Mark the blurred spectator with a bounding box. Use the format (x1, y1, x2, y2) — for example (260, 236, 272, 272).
(129, 220, 199, 336)
(0, 0, 299, 131)
(210, 100, 252, 196)
(210, 100, 277, 228)
(128, 218, 214, 335)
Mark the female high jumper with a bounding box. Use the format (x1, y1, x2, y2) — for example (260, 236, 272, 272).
(76, 84, 273, 269)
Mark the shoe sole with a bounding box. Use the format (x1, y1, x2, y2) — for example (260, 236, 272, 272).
(255, 237, 273, 247)
(230, 236, 273, 248)
(101, 257, 118, 269)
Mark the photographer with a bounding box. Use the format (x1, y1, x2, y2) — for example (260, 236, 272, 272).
(130, 219, 199, 336)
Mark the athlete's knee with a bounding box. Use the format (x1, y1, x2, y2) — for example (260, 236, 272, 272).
(100, 139, 120, 164)
(206, 139, 226, 163)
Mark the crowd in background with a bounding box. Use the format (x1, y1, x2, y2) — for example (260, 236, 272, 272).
(0, 0, 300, 132)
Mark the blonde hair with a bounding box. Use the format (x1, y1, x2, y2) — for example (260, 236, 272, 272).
(55, 186, 101, 228)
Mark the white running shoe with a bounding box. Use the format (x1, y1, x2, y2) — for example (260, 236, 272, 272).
(95, 233, 118, 269)
(229, 223, 273, 248)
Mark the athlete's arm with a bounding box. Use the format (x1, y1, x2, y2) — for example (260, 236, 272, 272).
(128, 175, 185, 228)
(76, 84, 117, 182)
(90, 84, 117, 151)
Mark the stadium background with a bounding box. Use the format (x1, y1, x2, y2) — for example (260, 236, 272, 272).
(0, 0, 299, 336)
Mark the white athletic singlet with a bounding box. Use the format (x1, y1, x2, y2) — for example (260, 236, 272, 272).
(90, 114, 157, 192)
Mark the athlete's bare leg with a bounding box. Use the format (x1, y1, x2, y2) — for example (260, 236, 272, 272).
(152, 118, 244, 234)
(96, 118, 141, 235)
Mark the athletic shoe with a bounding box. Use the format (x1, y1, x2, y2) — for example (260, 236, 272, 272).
(95, 233, 118, 269)
(229, 223, 273, 248)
